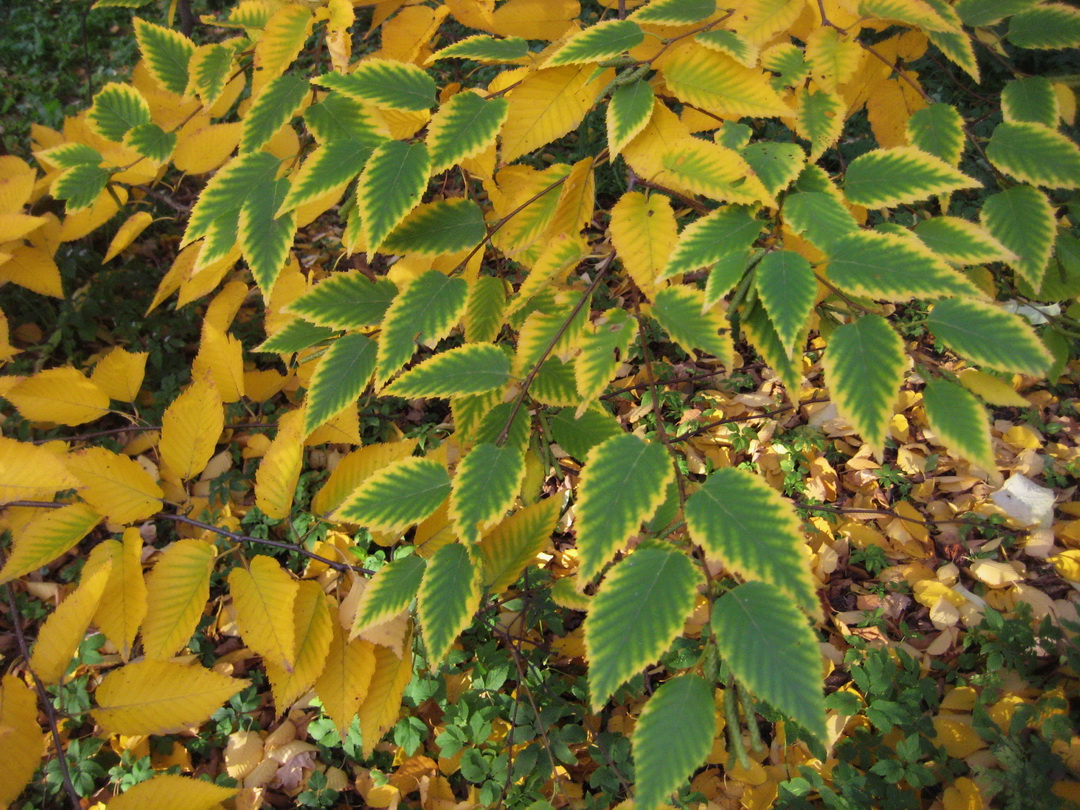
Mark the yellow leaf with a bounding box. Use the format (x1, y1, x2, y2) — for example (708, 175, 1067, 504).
(548, 157, 596, 241)
(173, 120, 242, 175)
(609, 191, 679, 298)
(93, 660, 248, 736)
(66, 447, 164, 524)
(106, 773, 236, 809)
(621, 100, 699, 198)
(0, 308, 16, 365)
(91, 347, 149, 403)
(661, 43, 789, 119)
(92, 529, 148, 661)
(254, 4, 314, 84)
(0, 675, 44, 807)
(325, 0, 355, 70)
(501, 65, 610, 164)
(968, 559, 1023, 587)
(0, 244, 63, 297)
(0, 155, 36, 215)
(956, 369, 1028, 407)
(942, 776, 983, 810)
(314, 621, 376, 739)
(488, 0, 579, 40)
(661, 137, 771, 204)
(805, 27, 861, 91)
(192, 323, 245, 402)
(60, 185, 128, 242)
(0, 435, 80, 504)
(932, 715, 986, 758)
(265, 580, 334, 713)
(358, 636, 413, 757)
(29, 556, 112, 684)
(0, 213, 46, 243)
(142, 539, 216, 660)
(255, 409, 304, 520)
(1050, 550, 1080, 582)
(0, 503, 101, 584)
(229, 556, 299, 671)
(729, 0, 804, 44)
(5, 366, 111, 425)
(311, 439, 419, 517)
(102, 211, 154, 264)
(160, 377, 225, 480)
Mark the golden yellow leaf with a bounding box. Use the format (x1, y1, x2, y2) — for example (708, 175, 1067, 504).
(0, 435, 80, 504)
(313, 621, 376, 739)
(142, 539, 216, 660)
(0, 155, 36, 215)
(548, 157, 596, 241)
(255, 409, 304, 520)
(93, 660, 248, 736)
(0, 213, 46, 242)
(203, 280, 249, 334)
(1050, 550, 1080, 582)
(311, 439, 419, 517)
(106, 773, 237, 809)
(91, 529, 148, 662)
(160, 377, 225, 480)
(931, 715, 986, 758)
(91, 347, 148, 403)
(265, 580, 334, 713)
(0, 308, 16, 365)
(102, 211, 154, 264)
(0, 675, 44, 807)
(488, 0, 579, 39)
(224, 730, 264, 780)
(956, 368, 1028, 407)
(229, 556, 299, 671)
(192, 323, 245, 402)
(501, 65, 609, 164)
(358, 636, 413, 756)
(59, 185, 128, 242)
(942, 776, 983, 810)
(66, 447, 164, 524)
(0, 244, 63, 297)
(5, 366, 111, 425)
(609, 191, 679, 298)
(0, 503, 101, 584)
(254, 3, 314, 84)
(173, 120, 243, 175)
(29, 556, 112, 684)
(661, 43, 789, 119)
(621, 101, 705, 199)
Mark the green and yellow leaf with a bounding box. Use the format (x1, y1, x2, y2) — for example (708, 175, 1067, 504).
(980, 184, 1055, 290)
(477, 498, 561, 592)
(352, 556, 427, 637)
(384, 343, 510, 399)
(650, 285, 733, 368)
(315, 60, 437, 112)
(265, 580, 333, 713)
(376, 270, 467, 386)
(547, 19, 644, 67)
(922, 378, 995, 470)
(927, 298, 1052, 376)
(134, 17, 195, 95)
(451, 443, 526, 542)
(418, 542, 482, 667)
(0, 503, 100, 585)
(754, 250, 817, 352)
(844, 147, 980, 208)
(336, 456, 450, 532)
(304, 333, 377, 437)
(142, 538, 216, 660)
(986, 121, 1080, 188)
(659, 205, 761, 281)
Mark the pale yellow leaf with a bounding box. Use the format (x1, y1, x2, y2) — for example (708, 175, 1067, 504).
(0, 503, 101, 584)
(66, 447, 164, 524)
(265, 580, 333, 713)
(106, 773, 237, 809)
(5, 366, 111, 425)
(91, 347, 148, 402)
(229, 555, 299, 671)
(255, 409, 304, 520)
(29, 557, 112, 684)
(0, 675, 44, 807)
(313, 621, 376, 739)
(358, 636, 413, 756)
(0, 436, 80, 504)
(142, 539, 216, 660)
(160, 377, 225, 480)
(59, 186, 128, 242)
(102, 211, 154, 264)
(609, 191, 679, 298)
(92, 529, 148, 661)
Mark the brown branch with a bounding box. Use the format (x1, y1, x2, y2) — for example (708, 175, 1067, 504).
(671, 394, 831, 443)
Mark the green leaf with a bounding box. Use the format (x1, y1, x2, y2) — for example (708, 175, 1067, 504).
(794, 87, 844, 161)
(478, 499, 561, 592)
(826, 230, 980, 301)
(192, 42, 237, 107)
(238, 176, 296, 298)
(465, 276, 507, 344)
(704, 250, 752, 309)
(575, 309, 636, 405)
(382, 199, 487, 256)
(955, 0, 1038, 27)
(315, 60, 436, 111)
(844, 147, 979, 208)
(1007, 3, 1080, 49)
(1022, 230, 1080, 302)
(685, 467, 818, 617)
(352, 556, 426, 635)
(87, 83, 151, 141)
(304, 93, 382, 143)
(550, 406, 622, 462)
(134, 18, 195, 95)
(531, 357, 580, 406)
(631, 0, 717, 24)
(358, 140, 430, 255)
(470, 402, 530, 452)
(912, 217, 1015, 265)
(575, 435, 674, 583)
(289, 273, 397, 331)
(783, 191, 859, 254)
(740, 142, 804, 199)
(987, 121, 1080, 189)
(384, 344, 510, 399)
(742, 304, 802, 394)
(183, 152, 282, 247)
(822, 314, 906, 453)
(123, 123, 177, 163)
(713, 582, 826, 744)
(430, 35, 530, 62)
(927, 299, 1051, 376)
(336, 456, 450, 531)
(1002, 77, 1059, 127)
(755, 251, 816, 352)
(303, 333, 377, 436)
(585, 546, 700, 710)
(418, 543, 481, 667)
(632, 674, 715, 810)
(241, 74, 309, 153)
(905, 103, 965, 166)
(53, 165, 111, 213)
(980, 185, 1055, 289)
(427, 92, 509, 174)
(376, 271, 468, 385)
(40, 143, 102, 169)
(650, 286, 732, 366)
(451, 444, 527, 542)
(607, 79, 654, 157)
(694, 30, 757, 67)
(256, 319, 335, 354)
(279, 138, 384, 215)
(547, 20, 644, 67)
(923, 379, 994, 469)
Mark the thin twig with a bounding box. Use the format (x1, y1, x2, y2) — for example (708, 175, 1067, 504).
(671, 394, 831, 443)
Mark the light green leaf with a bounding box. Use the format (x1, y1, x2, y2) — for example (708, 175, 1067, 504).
(241, 74, 309, 153)
(782, 191, 859, 252)
(382, 199, 487, 256)
(755, 250, 816, 352)
(547, 20, 644, 67)
(279, 138, 384, 215)
(238, 176, 296, 298)
(928, 298, 1052, 376)
(123, 123, 177, 163)
(531, 357, 581, 406)
(650, 286, 732, 367)
(694, 30, 757, 67)
(256, 319, 335, 355)
(478, 499, 561, 592)
(358, 140, 430, 256)
(53, 165, 111, 213)
(451, 444, 527, 542)
(585, 546, 700, 710)
(607, 80, 654, 157)
(685, 467, 818, 617)
(575, 434, 674, 583)
(844, 147, 979, 207)
(376, 271, 467, 386)
(826, 230, 981, 301)
(192, 41, 238, 107)
(713, 582, 826, 744)
(336, 456, 450, 531)
(465, 276, 507, 344)
(303, 334, 377, 436)
(470, 402, 530, 452)
(575, 309, 636, 405)
(289, 273, 397, 331)
(1007, 3, 1080, 49)
(427, 91, 509, 174)
(430, 35, 530, 62)
(742, 304, 802, 394)
(134, 18, 195, 95)
(822, 314, 906, 454)
(315, 60, 436, 111)
(87, 83, 151, 142)
(183, 151, 282, 247)
(418, 543, 481, 667)
(631, 0, 717, 24)
(794, 86, 844, 161)
(1002, 77, 1059, 127)
(352, 556, 426, 636)
(905, 103, 964, 166)
(987, 121, 1080, 188)
(304, 93, 383, 143)
(549, 406, 622, 462)
(40, 143, 102, 169)
(955, 0, 1038, 27)
(704, 250, 752, 309)
(912, 217, 1015, 265)
(740, 142, 805, 199)
(922, 0, 979, 81)
(980, 185, 1055, 289)
(632, 674, 715, 810)
(384, 343, 510, 399)
(923, 379, 994, 469)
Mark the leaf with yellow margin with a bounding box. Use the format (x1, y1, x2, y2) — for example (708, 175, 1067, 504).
(661, 44, 789, 119)
(609, 191, 679, 298)
(93, 660, 248, 736)
(160, 377, 224, 480)
(29, 557, 111, 684)
(91, 346, 148, 402)
(65, 447, 164, 524)
(266, 580, 333, 713)
(0, 503, 101, 585)
(229, 555, 299, 671)
(93, 529, 148, 661)
(0, 675, 44, 808)
(254, 3, 313, 81)
(5, 366, 110, 425)
(106, 773, 237, 810)
(661, 138, 770, 205)
(0, 436, 80, 504)
(314, 621, 376, 739)
(255, 409, 304, 520)
(477, 498, 560, 592)
(501, 65, 609, 164)
(311, 439, 419, 517)
(142, 539, 216, 660)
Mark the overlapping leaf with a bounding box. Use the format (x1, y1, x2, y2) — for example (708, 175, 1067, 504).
(241, 74, 308, 153)
(0, 504, 100, 585)
(427, 91, 509, 174)
(451, 443, 526, 543)
(304, 333, 377, 436)
(659, 205, 761, 281)
(980, 184, 1055, 289)
(755, 250, 816, 351)
(229, 556, 298, 671)
(928, 298, 1052, 375)
(912, 217, 1015, 265)
(609, 191, 678, 297)
(478, 498, 561, 592)
(575, 309, 637, 407)
(358, 140, 430, 255)
(352, 556, 426, 636)
(266, 580, 333, 712)
(631, 0, 716, 24)
(923, 378, 995, 469)
(65, 447, 163, 524)
(30, 560, 111, 684)
(142, 539, 216, 660)
(381, 198, 487, 255)
(315, 60, 436, 111)
(289, 273, 396, 331)
(384, 343, 510, 399)
(418, 543, 482, 667)
(376, 271, 467, 385)
(335, 456, 450, 532)
(547, 19, 644, 66)
(844, 147, 979, 207)
(650, 285, 733, 367)
(313, 624, 375, 738)
(134, 18, 195, 95)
